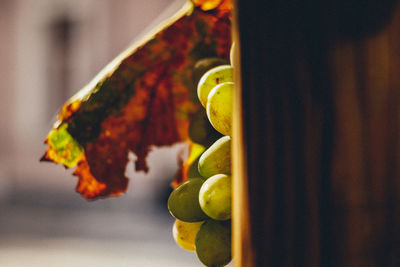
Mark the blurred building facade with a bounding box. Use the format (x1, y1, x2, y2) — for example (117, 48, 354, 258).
(0, 0, 206, 266)
(0, 0, 186, 196)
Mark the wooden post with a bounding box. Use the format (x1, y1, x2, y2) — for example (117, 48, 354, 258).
(232, 0, 400, 266)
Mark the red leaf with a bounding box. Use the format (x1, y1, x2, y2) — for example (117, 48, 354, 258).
(41, 0, 232, 200)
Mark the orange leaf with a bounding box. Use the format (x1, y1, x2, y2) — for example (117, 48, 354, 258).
(41, 1, 232, 200)
(194, 0, 232, 14)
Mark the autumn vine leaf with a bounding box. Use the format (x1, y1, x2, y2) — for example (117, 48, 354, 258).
(41, 0, 232, 200)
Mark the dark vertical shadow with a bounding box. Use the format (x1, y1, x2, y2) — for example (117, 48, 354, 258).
(236, 0, 399, 266)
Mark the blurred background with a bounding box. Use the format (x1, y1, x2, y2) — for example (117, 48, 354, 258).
(0, 0, 208, 266)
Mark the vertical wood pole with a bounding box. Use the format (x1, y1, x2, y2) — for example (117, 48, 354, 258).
(231, 2, 255, 264)
(232, 0, 400, 266)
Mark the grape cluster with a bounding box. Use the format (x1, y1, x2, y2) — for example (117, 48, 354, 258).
(168, 48, 235, 267)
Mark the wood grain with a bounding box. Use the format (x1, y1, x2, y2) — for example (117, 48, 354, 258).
(233, 0, 400, 266)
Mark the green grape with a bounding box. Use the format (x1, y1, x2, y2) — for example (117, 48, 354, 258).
(173, 219, 204, 251)
(168, 178, 208, 222)
(206, 82, 234, 136)
(188, 109, 223, 147)
(195, 220, 231, 267)
(198, 136, 231, 178)
(192, 58, 229, 89)
(187, 154, 202, 178)
(230, 42, 236, 68)
(197, 65, 233, 108)
(199, 174, 231, 221)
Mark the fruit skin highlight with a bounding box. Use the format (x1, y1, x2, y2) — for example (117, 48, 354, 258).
(168, 178, 208, 222)
(197, 65, 233, 108)
(199, 174, 231, 220)
(192, 57, 228, 90)
(206, 82, 234, 136)
(198, 135, 231, 178)
(173, 219, 204, 251)
(195, 220, 232, 267)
